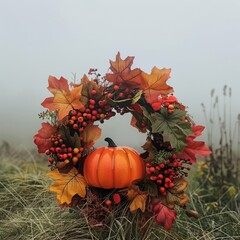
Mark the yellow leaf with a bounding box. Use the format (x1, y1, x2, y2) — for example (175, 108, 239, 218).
(228, 186, 237, 197)
(47, 167, 87, 205)
(127, 185, 148, 213)
(130, 193, 148, 213)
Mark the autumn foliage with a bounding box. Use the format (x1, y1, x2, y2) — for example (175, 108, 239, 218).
(34, 52, 211, 231)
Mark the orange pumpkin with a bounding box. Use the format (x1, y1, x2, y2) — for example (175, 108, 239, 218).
(83, 138, 145, 189)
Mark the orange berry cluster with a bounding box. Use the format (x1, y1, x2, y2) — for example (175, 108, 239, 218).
(68, 92, 116, 132)
(45, 133, 84, 166)
(146, 155, 191, 196)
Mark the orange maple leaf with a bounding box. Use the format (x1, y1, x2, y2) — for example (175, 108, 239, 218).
(41, 76, 84, 120)
(47, 167, 87, 205)
(105, 52, 143, 88)
(140, 67, 173, 104)
(82, 125, 102, 149)
(127, 185, 148, 213)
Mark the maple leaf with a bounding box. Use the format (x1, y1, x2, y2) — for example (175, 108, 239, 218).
(47, 167, 87, 205)
(47, 76, 69, 94)
(58, 125, 81, 148)
(141, 138, 157, 162)
(149, 108, 192, 153)
(80, 74, 103, 106)
(151, 201, 177, 230)
(41, 76, 84, 120)
(33, 123, 57, 153)
(140, 67, 173, 104)
(127, 185, 148, 213)
(162, 178, 190, 209)
(82, 125, 102, 149)
(105, 52, 143, 88)
(177, 125, 212, 163)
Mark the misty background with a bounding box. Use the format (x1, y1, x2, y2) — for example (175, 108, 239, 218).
(1, 0, 240, 151)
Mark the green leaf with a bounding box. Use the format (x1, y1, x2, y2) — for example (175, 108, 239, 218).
(144, 180, 158, 197)
(59, 126, 81, 148)
(150, 108, 192, 152)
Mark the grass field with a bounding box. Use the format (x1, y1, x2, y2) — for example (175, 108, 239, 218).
(0, 149, 239, 240)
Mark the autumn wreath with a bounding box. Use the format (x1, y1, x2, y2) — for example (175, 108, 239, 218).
(34, 52, 211, 230)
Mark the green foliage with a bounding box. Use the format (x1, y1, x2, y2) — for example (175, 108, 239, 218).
(198, 85, 240, 210)
(0, 147, 239, 239)
(150, 108, 192, 152)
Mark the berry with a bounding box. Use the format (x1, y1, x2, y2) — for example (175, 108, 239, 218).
(82, 121, 87, 127)
(48, 157, 54, 164)
(89, 99, 96, 105)
(78, 117, 84, 122)
(146, 163, 151, 168)
(149, 167, 155, 173)
(68, 120, 74, 125)
(72, 157, 78, 165)
(91, 89, 97, 95)
(64, 159, 70, 164)
(73, 148, 79, 154)
(168, 104, 174, 110)
(159, 163, 165, 169)
(150, 176, 157, 181)
(119, 92, 124, 98)
(165, 178, 170, 183)
(45, 149, 51, 155)
(105, 199, 112, 206)
(55, 147, 61, 153)
(159, 187, 166, 193)
(108, 93, 113, 99)
(71, 110, 77, 115)
(73, 124, 78, 130)
(158, 174, 163, 179)
(113, 85, 119, 91)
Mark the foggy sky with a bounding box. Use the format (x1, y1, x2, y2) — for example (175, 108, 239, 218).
(1, 0, 240, 150)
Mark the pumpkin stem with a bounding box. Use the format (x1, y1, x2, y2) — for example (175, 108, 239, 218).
(105, 137, 117, 147)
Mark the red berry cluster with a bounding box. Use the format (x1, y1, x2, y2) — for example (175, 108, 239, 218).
(68, 91, 116, 132)
(105, 84, 134, 101)
(45, 133, 84, 166)
(146, 154, 192, 196)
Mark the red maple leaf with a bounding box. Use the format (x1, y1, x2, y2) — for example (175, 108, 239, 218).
(34, 122, 57, 153)
(151, 201, 176, 230)
(105, 52, 143, 88)
(177, 125, 212, 163)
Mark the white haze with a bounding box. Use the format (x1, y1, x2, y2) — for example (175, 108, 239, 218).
(0, 0, 240, 151)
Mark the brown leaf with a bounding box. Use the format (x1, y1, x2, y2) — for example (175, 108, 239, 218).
(162, 178, 190, 209)
(141, 138, 157, 162)
(185, 209, 200, 219)
(47, 167, 87, 204)
(80, 75, 103, 106)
